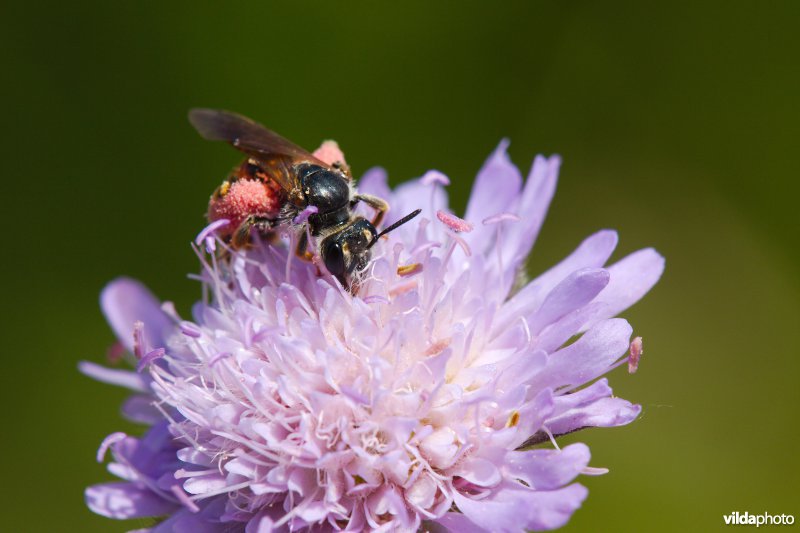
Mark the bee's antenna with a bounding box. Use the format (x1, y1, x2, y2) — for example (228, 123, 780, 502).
(369, 209, 422, 248)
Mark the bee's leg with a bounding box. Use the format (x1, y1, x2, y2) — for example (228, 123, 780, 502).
(295, 230, 315, 262)
(353, 194, 389, 227)
(232, 216, 277, 249)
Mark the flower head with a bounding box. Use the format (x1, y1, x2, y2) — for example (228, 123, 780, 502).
(83, 141, 663, 532)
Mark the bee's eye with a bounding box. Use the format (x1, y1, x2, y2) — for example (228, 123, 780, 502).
(322, 238, 345, 276)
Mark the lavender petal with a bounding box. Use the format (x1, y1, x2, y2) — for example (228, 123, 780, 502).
(453, 481, 588, 532)
(101, 277, 173, 353)
(85, 482, 178, 519)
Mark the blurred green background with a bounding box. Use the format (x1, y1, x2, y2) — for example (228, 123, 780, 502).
(1, 1, 798, 531)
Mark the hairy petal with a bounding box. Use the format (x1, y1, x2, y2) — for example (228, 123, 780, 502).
(101, 277, 173, 352)
(501, 155, 560, 274)
(582, 248, 665, 329)
(453, 481, 588, 532)
(528, 268, 610, 334)
(78, 361, 148, 392)
(530, 318, 633, 391)
(504, 443, 591, 490)
(464, 140, 523, 255)
(547, 379, 641, 434)
(497, 229, 618, 332)
(85, 482, 177, 519)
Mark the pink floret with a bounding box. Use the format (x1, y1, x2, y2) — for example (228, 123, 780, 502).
(313, 140, 346, 166)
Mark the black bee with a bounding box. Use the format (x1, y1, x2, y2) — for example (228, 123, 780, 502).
(189, 109, 420, 289)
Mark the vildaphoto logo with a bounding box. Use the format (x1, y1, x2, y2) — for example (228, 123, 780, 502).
(723, 512, 795, 527)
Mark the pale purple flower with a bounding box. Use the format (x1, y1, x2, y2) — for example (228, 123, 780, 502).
(83, 141, 664, 532)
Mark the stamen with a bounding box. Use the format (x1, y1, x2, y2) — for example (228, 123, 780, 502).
(436, 210, 474, 233)
(174, 468, 217, 479)
(505, 410, 520, 428)
(389, 280, 418, 297)
(137, 348, 165, 373)
(195, 219, 230, 244)
(305, 223, 316, 255)
(482, 213, 520, 225)
(363, 295, 390, 305)
(180, 324, 202, 338)
(106, 342, 125, 364)
(423, 338, 451, 356)
(95, 430, 174, 502)
(160, 301, 180, 320)
(422, 171, 450, 217)
(628, 336, 643, 373)
(189, 481, 252, 501)
(209, 351, 232, 367)
(420, 170, 450, 187)
(442, 232, 472, 266)
(293, 205, 319, 225)
(195, 219, 230, 253)
(481, 213, 520, 292)
(170, 485, 201, 513)
(132, 321, 145, 359)
(581, 466, 610, 476)
(397, 263, 423, 277)
(96, 432, 127, 462)
(285, 234, 295, 285)
(410, 241, 441, 256)
(544, 426, 560, 450)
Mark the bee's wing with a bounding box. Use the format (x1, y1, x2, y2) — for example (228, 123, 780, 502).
(189, 108, 331, 196)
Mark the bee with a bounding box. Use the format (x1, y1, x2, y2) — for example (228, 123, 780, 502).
(188, 109, 420, 289)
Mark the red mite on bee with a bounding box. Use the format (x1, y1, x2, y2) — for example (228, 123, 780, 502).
(188, 109, 421, 290)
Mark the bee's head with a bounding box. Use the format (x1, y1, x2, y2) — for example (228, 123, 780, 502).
(320, 209, 422, 288)
(320, 218, 377, 281)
